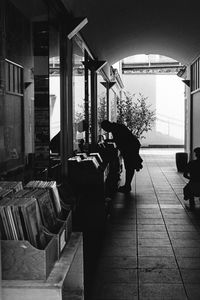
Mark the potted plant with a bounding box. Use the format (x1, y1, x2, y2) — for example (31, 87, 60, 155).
(117, 91, 156, 140)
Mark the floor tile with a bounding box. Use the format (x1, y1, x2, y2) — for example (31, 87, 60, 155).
(138, 247, 174, 257)
(138, 256, 178, 269)
(103, 237, 136, 247)
(160, 204, 183, 208)
(137, 224, 167, 231)
(169, 231, 200, 240)
(164, 219, 193, 225)
(171, 239, 200, 247)
(181, 269, 200, 283)
(138, 238, 171, 247)
(98, 256, 137, 269)
(110, 219, 136, 225)
(138, 231, 169, 239)
(137, 218, 164, 225)
(101, 246, 136, 257)
(166, 224, 198, 232)
(177, 257, 200, 269)
(137, 214, 162, 219)
(94, 268, 137, 283)
(184, 284, 200, 300)
(108, 224, 136, 231)
(174, 247, 200, 257)
(139, 268, 182, 283)
(90, 283, 138, 299)
(136, 204, 159, 208)
(139, 283, 187, 299)
(105, 231, 137, 239)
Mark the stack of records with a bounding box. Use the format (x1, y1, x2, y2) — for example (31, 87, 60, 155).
(0, 181, 23, 200)
(80, 156, 100, 170)
(89, 152, 103, 165)
(25, 180, 62, 218)
(75, 153, 88, 160)
(0, 189, 13, 199)
(68, 156, 81, 164)
(106, 141, 117, 149)
(14, 188, 60, 233)
(0, 197, 47, 249)
(0, 181, 23, 192)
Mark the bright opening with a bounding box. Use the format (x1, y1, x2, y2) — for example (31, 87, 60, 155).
(113, 54, 185, 147)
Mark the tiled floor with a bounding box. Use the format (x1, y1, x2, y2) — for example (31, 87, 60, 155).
(86, 148, 200, 300)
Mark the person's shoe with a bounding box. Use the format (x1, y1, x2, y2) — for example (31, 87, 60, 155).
(118, 185, 131, 193)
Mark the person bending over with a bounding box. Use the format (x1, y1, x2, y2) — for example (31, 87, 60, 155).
(101, 120, 143, 193)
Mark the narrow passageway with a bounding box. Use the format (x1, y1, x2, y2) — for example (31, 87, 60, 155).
(87, 148, 200, 300)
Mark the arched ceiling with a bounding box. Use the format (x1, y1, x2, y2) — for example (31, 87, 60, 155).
(62, 0, 200, 67)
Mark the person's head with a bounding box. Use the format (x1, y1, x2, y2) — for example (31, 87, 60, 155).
(101, 120, 113, 132)
(194, 147, 200, 159)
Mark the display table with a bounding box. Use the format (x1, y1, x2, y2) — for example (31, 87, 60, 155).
(2, 232, 84, 300)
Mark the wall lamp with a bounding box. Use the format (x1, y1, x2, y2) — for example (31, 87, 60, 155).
(177, 66, 187, 78)
(24, 81, 33, 89)
(182, 80, 190, 87)
(100, 81, 116, 89)
(82, 60, 107, 72)
(67, 17, 88, 39)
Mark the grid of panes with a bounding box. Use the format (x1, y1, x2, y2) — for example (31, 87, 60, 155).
(5, 59, 23, 95)
(191, 57, 200, 92)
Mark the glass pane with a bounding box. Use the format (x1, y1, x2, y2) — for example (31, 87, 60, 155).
(72, 38, 85, 152)
(49, 21, 60, 144)
(110, 88, 117, 122)
(97, 73, 107, 138)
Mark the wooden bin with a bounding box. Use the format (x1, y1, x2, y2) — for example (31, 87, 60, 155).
(52, 209, 72, 257)
(1, 233, 58, 280)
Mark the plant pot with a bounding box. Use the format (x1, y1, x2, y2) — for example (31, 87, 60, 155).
(175, 152, 188, 172)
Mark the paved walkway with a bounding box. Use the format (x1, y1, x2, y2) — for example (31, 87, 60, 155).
(88, 148, 200, 300)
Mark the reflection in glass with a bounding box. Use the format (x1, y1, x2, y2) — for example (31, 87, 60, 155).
(72, 37, 85, 152)
(97, 73, 107, 137)
(49, 23, 60, 141)
(110, 88, 117, 122)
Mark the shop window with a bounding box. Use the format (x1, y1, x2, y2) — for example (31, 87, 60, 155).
(2, 59, 24, 168)
(191, 58, 200, 92)
(97, 73, 107, 137)
(110, 88, 117, 122)
(72, 37, 85, 152)
(49, 21, 60, 141)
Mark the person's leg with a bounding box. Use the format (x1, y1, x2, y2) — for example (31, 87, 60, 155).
(183, 183, 191, 200)
(125, 167, 135, 189)
(118, 156, 135, 192)
(189, 197, 195, 209)
(183, 182, 195, 209)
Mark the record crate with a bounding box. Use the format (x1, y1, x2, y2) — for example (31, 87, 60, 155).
(1, 232, 58, 280)
(51, 208, 72, 258)
(1, 209, 72, 280)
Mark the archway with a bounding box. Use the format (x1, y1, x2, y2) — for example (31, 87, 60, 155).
(113, 54, 186, 148)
